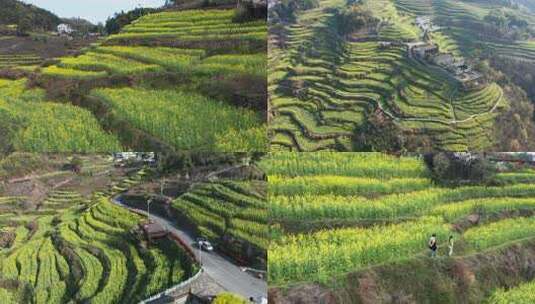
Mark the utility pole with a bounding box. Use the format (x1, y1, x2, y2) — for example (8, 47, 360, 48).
(147, 198, 152, 221)
(198, 241, 203, 266)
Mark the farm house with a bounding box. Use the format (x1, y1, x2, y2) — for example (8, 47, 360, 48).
(142, 221, 168, 239)
(57, 23, 74, 35)
(412, 43, 439, 59)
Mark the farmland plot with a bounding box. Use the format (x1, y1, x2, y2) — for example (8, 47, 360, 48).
(269, 0, 511, 151)
(262, 152, 535, 298)
(0, 168, 198, 303)
(2, 6, 267, 152)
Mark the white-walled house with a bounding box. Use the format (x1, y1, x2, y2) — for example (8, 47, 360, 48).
(57, 23, 74, 35)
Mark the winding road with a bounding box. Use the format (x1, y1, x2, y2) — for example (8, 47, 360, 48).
(111, 196, 267, 301)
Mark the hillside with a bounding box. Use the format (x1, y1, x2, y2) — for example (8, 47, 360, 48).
(268, 0, 535, 152)
(171, 179, 268, 268)
(0, 5, 267, 153)
(0, 0, 61, 32)
(261, 153, 535, 303)
(0, 154, 199, 303)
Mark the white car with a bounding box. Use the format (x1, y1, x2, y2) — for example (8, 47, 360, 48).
(249, 296, 268, 304)
(196, 238, 214, 251)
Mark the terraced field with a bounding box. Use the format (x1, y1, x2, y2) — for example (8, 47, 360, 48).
(0, 54, 43, 69)
(91, 87, 264, 151)
(393, 0, 535, 61)
(269, 0, 510, 151)
(261, 152, 535, 302)
(488, 280, 535, 304)
(109, 10, 265, 45)
(171, 179, 268, 262)
(0, 79, 122, 152)
(0, 168, 198, 303)
(1, 7, 267, 152)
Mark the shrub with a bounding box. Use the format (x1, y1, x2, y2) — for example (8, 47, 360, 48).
(269, 0, 319, 23)
(213, 292, 247, 304)
(354, 112, 407, 152)
(0, 152, 45, 179)
(233, 1, 267, 23)
(0, 109, 20, 156)
(426, 153, 496, 186)
(337, 5, 378, 36)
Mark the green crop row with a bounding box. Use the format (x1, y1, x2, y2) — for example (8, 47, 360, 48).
(464, 216, 535, 250)
(171, 180, 268, 249)
(91, 87, 266, 151)
(196, 53, 266, 78)
(41, 66, 108, 79)
(487, 280, 535, 304)
(107, 31, 266, 42)
(270, 182, 535, 221)
(0, 79, 121, 152)
(135, 9, 235, 23)
(269, 213, 535, 285)
(263, 152, 535, 287)
(269, 175, 432, 197)
(260, 152, 428, 178)
(123, 20, 265, 34)
(269, 216, 452, 284)
(58, 52, 163, 75)
(96, 46, 203, 72)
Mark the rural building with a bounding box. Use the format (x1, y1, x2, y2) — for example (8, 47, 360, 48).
(57, 23, 74, 35)
(415, 16, 441, 33)
(416, 48, 482, 88)
(433, 53, 455, 66)
(433, 54, 471, 75)
(142, 222, 168, 239)
(379, 41, 393, 49)
(415, 16, 432, 31)
(456, 70, 483, 90)
(113, 152, 155, 164)
(412, 43, 439, 59)
(489, 153, 535, 170)
(453, 61, 470, 76)
(406, 41, 427, 50)
(114, 152, 139, 162)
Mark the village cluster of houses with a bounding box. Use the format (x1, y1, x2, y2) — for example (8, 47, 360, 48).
(377, 16, 484, 89)
(55, 23, 100, 39)
(409, 16, 483, 89)
(407, 42, 483, 89)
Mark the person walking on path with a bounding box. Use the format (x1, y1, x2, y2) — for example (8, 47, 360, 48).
(429, 233, 438, 258)
(448, 235, 454, 256)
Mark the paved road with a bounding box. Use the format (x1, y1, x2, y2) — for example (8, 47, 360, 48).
(111, 197, 267, 300)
